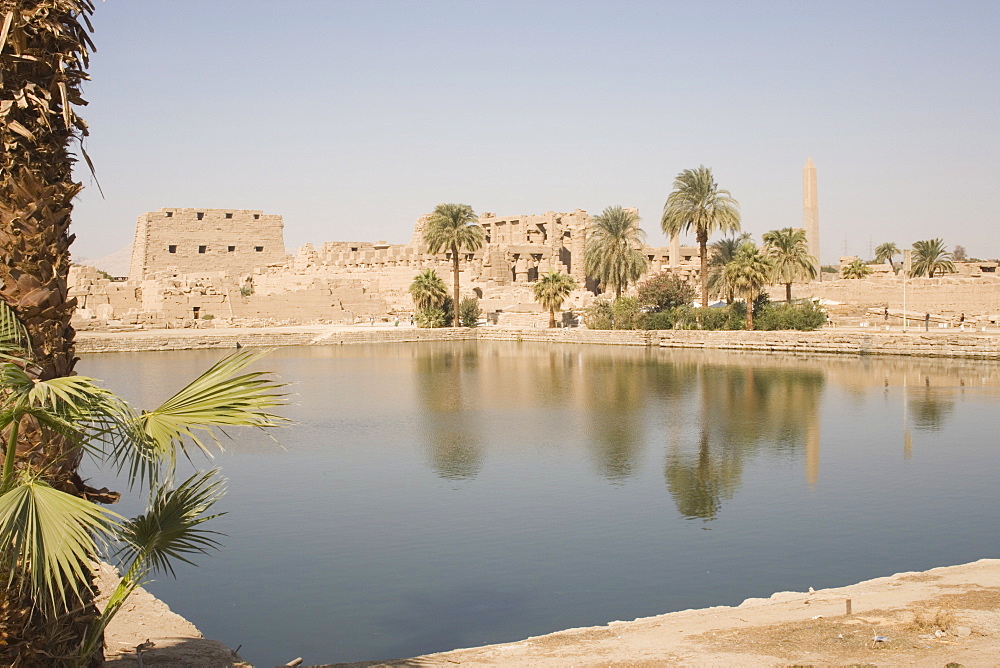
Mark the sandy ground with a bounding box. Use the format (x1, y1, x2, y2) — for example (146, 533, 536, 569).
(95, 562, 248, 667)
(325, 559, 1000, 668)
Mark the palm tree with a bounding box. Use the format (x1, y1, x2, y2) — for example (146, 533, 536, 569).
(408, 268, 448, 312)
(0, 301, 286, 663)
(874, 242, 900, 274)
(662, 166, 742, 308)
(911, 238, 955, 278)
(707, 232, 752, 303)
(424, 203, 485, 328)
(584, 206, 649, 299)
(762, 227, 818, 302)
(1, 1, 103, 656)
(723, 242, 772, 329)
(533, 271, 577, 328)
(841, 258, 873, 279)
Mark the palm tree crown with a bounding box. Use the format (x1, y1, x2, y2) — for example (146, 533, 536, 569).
(707, 233, 752, 303)
(874, 242, 900, 274)
(910, 238, 955, 278)
(584, 206, 649, 299)
(533, 271, 578, 328)
(661, 166, 741, 308)
(409, 268, 447, 312)
(424, 203, 484, 327)
(841, 258, 872, 279)
(762, 227, 818, 302)
(723, 242, 772, 329)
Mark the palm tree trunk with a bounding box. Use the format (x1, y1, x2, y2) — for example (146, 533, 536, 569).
(698, 229, 709, 308)
(451, 243, 461, 326)
(745, 291, 754, 330)
(549, 308, 556, 328)
(785, 282, 792, 302)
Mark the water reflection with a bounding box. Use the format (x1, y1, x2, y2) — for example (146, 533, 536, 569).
(416, 344, 484, 480)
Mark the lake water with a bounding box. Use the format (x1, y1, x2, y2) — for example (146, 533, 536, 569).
(79, 342, 1000, 666)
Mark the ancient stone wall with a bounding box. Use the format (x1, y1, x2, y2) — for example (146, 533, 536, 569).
(130, 208, 286, 280)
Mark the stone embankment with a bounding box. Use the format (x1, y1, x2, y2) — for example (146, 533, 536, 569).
(75, 326, 1000, 360)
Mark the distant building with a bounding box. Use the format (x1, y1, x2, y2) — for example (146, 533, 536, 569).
(129, 208, 286, 280)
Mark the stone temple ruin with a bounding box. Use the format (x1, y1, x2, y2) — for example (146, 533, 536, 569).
(72, 207, 704, 328)
(70, 203, 1000, 330)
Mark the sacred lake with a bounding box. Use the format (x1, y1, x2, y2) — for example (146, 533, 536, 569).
(79, 341, 1000, 666)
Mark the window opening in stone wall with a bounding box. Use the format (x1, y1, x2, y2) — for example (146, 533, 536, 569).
(199, 246, 207, 254)
(255, 246, 264, 252)
(196, 212, 204, 220)
(350, 247, 358, 252)
(165, 211, 173, 218)
(168, 245, 177, 253)
(228, 246, 236, 252)
(192, 306, 200, 319)
(253, 214, 260, 220)
(225, 213, 233, 219)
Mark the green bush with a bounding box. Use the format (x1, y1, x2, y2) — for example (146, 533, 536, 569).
(416, 297, 455, 328)
(583, 299, 614, 329)
(612, 297, 642, 330)
(459, 297, 481, 328)
(637, 273, 695, 312)
(754, 300, 827, 331)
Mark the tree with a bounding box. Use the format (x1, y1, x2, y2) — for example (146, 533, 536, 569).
(409, 268, 447, 312)
(953, 244, 967, 262)
(661, 166, 742, 308)
(584, 206, 649, 298)
(722, 242, 772, 329)
(424, 203, 484, 327)
(458, 296, 481, 328)
(910, 238, 955, 278)
(874, 242, 900, 274)
(841, 258, 873, 279)
(1, 0, 103, 656)
(636, 272, 694, 312)
(0, 301, 286, 663)
(707, 233, 752, 303)
(762, 227, 818, 302)
(533, 271, 577, 328)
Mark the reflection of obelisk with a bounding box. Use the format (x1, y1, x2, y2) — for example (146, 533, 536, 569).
(803, 158, 820, 275)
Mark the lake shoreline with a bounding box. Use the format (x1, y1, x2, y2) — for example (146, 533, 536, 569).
(324, 558, 1000, 667)
(76, 323, 1000, 359)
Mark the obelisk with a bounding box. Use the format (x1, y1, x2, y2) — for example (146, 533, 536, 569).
(803, 158, 820, 274)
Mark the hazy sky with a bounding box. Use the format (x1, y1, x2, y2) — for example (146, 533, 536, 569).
(71, 0, 999, 264)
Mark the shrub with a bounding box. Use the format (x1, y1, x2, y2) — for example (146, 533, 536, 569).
(643, 310, 679, 330)
(612, 297, 643, 330)
(637, 273, 695, 312)
(201, 313, 215, 320)
(459, 297, 481, 328)
(416, 297, 454, 328)
(240, 285, 254, 297)
(754, 301, 827, 331)
(583, 299, 614, 329)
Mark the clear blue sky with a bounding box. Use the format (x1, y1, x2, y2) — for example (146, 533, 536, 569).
(71, 0, 1000, 264)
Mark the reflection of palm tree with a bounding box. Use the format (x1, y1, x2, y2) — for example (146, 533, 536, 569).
(415, 345, 483, 480)
(665, 430, 742, 520)
(909, 385, 955, 431)
(664, 362, 825, 520)
(585, 355, 647, 482)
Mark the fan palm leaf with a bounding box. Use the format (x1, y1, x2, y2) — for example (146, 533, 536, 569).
(0, 478, 119, 614)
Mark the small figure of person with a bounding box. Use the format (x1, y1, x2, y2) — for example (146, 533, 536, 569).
(924, 312, 930, 331)
(884, 307, 889, 322)
(394, 316, 399, 327)
(959, 313, 965, 330)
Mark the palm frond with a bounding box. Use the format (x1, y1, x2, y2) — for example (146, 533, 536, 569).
(115, 470, 226, 578)
(0, 300, 31, 363)
(132, 349, 287, 475)
(0, 479, 119, 613)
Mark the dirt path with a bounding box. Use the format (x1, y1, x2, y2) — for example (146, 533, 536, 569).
(327, 559, 1000, 667)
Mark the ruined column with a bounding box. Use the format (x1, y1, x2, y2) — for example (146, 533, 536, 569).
(803, 158, 820, 275)
(669, 233, 680, 270)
